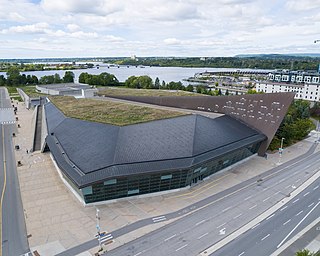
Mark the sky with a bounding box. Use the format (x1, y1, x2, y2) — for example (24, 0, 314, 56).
(0, 0, 320, 58)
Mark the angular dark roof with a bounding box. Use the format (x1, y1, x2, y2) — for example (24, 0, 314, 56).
(44, 102, 266, 188)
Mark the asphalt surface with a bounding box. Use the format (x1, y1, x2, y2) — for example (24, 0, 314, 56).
(211, 179, 319, 256)
(101, 149, 320, 256)
(0, 88, 30, 256)
(56, 140, 319, 256)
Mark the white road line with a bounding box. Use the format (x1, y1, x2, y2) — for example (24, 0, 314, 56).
(251, 223, 260, 230)
(266, 214, 275, 220)
(222, 206, 232, 213)
(233, 213, 242, 219)
(217, 222, 226, 229)
(263, 187, 269, 191)
(292, 198, 300, 204)
(263, 196, 271, 202)
(164, 234, 177, 241)
(277, 201, 320, 248)
(314, 185, 319, 190)
(304, 192, 310, 197)
(274, 191, 281, 195)
(152, 216, 166, 220)
(134, 252, 142, 256)
(195, 220, 206, 226)
(244, 195, 252, 201)
(280, 206, 288, 211)
(308, 203, 315, 208)
(175, 244, 188, 251)
(198, 233, 209, 239)
(283, 219, 291, 226)
(279, 178, 286, 183)
(293, 171, 298, 175)
(285, 185, 291, 189)
(238, 252, 245, 256)
(249, 204, 257, 210)
(261, 234, 270, 241)
(296, 211, 303, 216)
(295, 179, 301, 183)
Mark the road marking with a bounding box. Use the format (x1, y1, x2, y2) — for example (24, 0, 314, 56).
(261, 234, 270, 241)
(266, 214, 275, 220)
(274, 191, 281, 195)
(198, 233, 209, 239)
(233, 213, 242, 219)
(219, 228, 226, 235)
(251, 223, 260, 230)
(134, 252, 142, 256)
(238, 252, 245, 256)
(277, 201, 320, 248)
(303, 192, 310, 197)
(314, 185, 319, 190)
(195, 220, 206, 226)
(244, 195, 252, 201)
(152, 216, 166, 222)
(217, 222, 226, 229)
(278, 178, 286, 183)
(164, 234, 176, 241)
(308, 203, 315, 208)
(296, 211, 303, 216)
(263, 187, 269, 191)
(283, 219, 291, 225)
(292, 198, 300, 204)
(175, 244, 188, 251)
(0, 125, 8, 256)
(285, 185, 291, 189)
(280, 206, 288, 211)
(295, 179, 301, 183)
(263, 196, 271, 202)
(222, 206, 232, 213)
(293, 171, 298, 175)
(249, 204, 257, 210)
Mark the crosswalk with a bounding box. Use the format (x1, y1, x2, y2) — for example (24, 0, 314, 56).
(152, 215, 167, 223)
(95, 232, 114, 245)
(0, 120, 15, 124)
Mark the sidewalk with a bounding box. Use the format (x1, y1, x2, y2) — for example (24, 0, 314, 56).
(13, 99, 320, 255)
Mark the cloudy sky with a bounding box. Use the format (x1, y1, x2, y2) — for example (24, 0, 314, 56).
(0, 0, 320, 58)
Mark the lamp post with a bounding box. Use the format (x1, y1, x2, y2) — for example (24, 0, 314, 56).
(96, 208, 102, 250)
(278, 137, 285, 164)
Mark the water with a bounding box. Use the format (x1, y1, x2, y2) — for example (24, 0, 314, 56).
(0, 65, 272, 84)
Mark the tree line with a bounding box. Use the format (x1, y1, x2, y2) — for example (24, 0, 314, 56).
(0, 66, 75, 86)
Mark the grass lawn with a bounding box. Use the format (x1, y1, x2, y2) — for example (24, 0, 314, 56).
(49, 96, 188, 126)
(5, 85, 47, 98)
(97, 87, 198, 97)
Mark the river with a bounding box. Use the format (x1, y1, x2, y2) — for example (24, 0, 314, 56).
(0, 65, 272, 84)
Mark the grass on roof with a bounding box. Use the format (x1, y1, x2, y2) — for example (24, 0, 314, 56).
(49, 96, 188, 126)
(97, 87, 197, 97)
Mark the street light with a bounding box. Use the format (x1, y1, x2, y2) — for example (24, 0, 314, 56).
(278, 138, 285, 164)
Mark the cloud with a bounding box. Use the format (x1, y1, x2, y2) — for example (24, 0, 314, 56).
(163, 38, 182, 45)
(67, 24, 80, 32)
(1, 22, 50, 34)
(286, 0, 320, 11)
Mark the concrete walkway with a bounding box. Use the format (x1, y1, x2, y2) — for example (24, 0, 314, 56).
(13, 99, 320, 255)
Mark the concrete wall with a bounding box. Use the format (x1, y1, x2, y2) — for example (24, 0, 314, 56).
(31, 105, 38, 152)
(41, 104, 48, 152)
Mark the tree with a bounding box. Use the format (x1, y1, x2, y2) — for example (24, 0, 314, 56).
(54, 73, 62, 84)
(185, 84, 194, 92)
(155, 77, 160, 89)
(296, 249, 320, 256)
(63, 71, 75, 83)
(225, 89, 229, 95)
(0, 75, 6, 86)
(218, 88, 222, 95)
(6, 66, 21, 86)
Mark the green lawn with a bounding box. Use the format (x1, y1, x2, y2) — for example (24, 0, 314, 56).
(49, 96, 188, 126)
(97, 87, 197, 97)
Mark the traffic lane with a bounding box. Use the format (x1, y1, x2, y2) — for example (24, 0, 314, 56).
(105, 156, 320, 256)
(1, 123, 30, 256)
(210, 180, 320, 256)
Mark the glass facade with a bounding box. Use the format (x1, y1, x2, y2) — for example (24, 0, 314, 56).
(82, 141, 262, 203)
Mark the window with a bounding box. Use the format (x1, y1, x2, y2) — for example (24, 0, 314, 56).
(82, 186, 93, 195)
(128, 189, 139, 195)
(161, 174, 173, 180)
(104, 179, 117, 185)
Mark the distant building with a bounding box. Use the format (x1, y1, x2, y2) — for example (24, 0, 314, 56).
(256, 70, 320, 102)
(36, 83, 97, 98)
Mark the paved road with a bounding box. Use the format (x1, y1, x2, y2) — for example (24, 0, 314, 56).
(0, 88, 30, 256)
(211, 179, 319, 256)
(57, 141, 319, 256)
